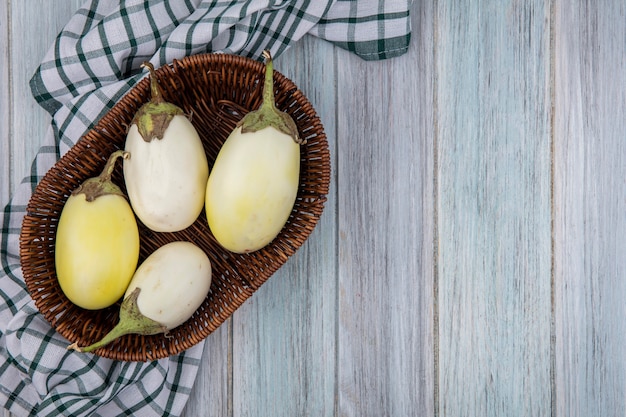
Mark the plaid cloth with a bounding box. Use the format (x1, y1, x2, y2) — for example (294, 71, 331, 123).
(0, 0, 411, 416)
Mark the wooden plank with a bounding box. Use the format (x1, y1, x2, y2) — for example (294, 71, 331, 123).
(180, 324, 231, 417)
(0, 1, 9, 204)
(8, 0, 83, 191)
(2, 3, 83, 416)
(335, 1, 435, 415)
(1, 4, 79, 417)
(230, 37, 337, 417)
(553, 1, 626, 416)
(435, 1, 553, 415)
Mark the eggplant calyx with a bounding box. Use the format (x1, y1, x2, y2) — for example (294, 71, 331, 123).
(238, 50, 304, 145)
(67, 287, 167, 353)
(73, 150, 129, 202)
(132, 62, 185, 142)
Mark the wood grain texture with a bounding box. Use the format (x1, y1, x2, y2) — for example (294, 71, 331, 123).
(1, 5, 85, 417)
(230, 37, 338, 417)
(8, 0, 83, 192)
(181, 324, 231, 417)
(435, 1, 553, 415)
(6, 1, 626, 417)
(0, 0, 9, 203)
(335, 1, 435, 415)
(1, 8, 12, 416)
(553, 1, 626, 416)
(0, 3, 7, 403)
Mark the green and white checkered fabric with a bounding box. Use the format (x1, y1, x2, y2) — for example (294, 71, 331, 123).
(1, 0, 411, 415)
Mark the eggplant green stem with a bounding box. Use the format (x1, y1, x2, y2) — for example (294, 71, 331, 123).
(261, 50, 277, 111)
(142, 62, 163, 104)
(131, 62, 184, 142)
(100, 150, 129, 182)
(67, 288, 167, 353)
(238, 50, 304, 144)
(72, 150, 129, 201)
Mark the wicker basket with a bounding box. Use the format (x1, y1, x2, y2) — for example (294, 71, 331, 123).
(19, 53, 330, 361)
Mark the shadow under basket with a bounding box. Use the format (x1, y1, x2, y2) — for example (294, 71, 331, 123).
(19, 53, 331, 362)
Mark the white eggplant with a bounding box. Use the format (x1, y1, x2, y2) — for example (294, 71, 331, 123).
(205, 50, 303, 253)
(123, 62, 209, 232)
(124, 241, 212, 329)
(68, 241, 212, 353)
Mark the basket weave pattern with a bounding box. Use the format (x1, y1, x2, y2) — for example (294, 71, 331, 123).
(19, 53, 330, 361)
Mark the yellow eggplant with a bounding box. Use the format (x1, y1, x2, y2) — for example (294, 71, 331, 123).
(55, 150, 140, 310)
(205, 50, 303, 253)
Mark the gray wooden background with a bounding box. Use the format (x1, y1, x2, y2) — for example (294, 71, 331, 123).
(2, 1, 625, 416)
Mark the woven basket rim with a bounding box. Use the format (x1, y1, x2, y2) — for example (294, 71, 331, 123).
(19, 52, 330, 361)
